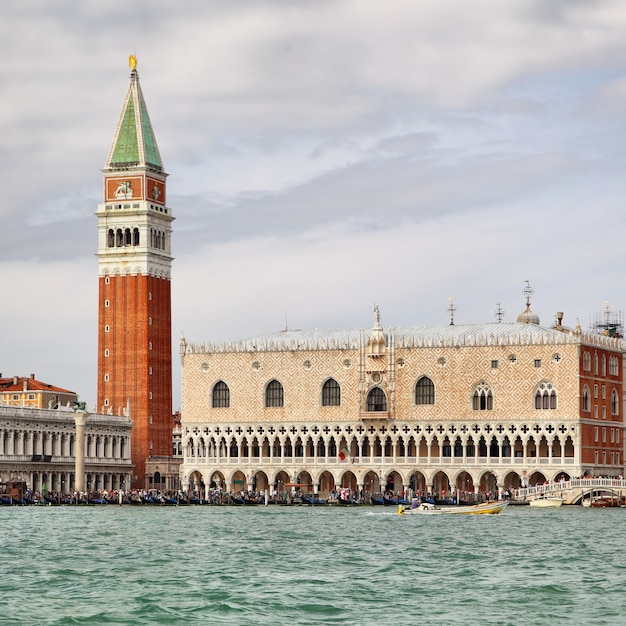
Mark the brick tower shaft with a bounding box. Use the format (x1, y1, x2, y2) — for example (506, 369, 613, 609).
(96, 58, 174, 489)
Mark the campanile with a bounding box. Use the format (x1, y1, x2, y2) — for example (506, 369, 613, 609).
(96, 57, 173, 489)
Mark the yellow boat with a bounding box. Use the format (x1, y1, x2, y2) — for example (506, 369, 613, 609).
(398, 500, 508, 515)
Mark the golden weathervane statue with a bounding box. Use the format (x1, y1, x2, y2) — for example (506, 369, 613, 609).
(129, 54, 137, 71)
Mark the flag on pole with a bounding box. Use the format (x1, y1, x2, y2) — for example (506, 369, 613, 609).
(338, 444, 350, 462)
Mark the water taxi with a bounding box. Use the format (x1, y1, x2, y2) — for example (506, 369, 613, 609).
(398, 500, 508, 515)
(529, 496, 564, 508)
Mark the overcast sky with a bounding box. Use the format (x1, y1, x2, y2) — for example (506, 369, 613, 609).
(2, 0, 626, 410)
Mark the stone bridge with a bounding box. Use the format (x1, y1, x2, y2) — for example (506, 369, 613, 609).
(514, 477, 626, 505)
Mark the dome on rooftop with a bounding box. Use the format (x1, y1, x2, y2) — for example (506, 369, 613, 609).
(517, 304, 540, 325)
(517, 280, 540, 325)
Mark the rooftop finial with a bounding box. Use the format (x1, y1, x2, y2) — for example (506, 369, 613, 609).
(523, 279, 534, 307)
(129, 54, 137, 71)
(447, 297, 457, 326)
(494, 302, 505, 323)
(373, 304, 381, 328)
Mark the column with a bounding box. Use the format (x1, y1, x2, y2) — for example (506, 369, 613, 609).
(548, 438, 553, 463)
(74, 411, 89, 493)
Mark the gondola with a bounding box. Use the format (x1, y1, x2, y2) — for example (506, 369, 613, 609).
(302, 494, 328, 506)
(336, 496, 360, 506)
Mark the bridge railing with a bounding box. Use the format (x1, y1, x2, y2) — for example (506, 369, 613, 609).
(515, 477, 626, 500)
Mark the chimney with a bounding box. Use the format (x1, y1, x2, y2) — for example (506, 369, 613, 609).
(13, 376, 18, 386)
(30, 373, 35, 379)
(556, 312, 563, 327)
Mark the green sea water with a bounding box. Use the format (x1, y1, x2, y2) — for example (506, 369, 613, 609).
(0, 504, 624, 625)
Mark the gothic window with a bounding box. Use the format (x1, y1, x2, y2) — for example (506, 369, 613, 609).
(229, 437, 238, 457)
(133, 228, 140, 246)
(582, 385, 590, 412)
(611, 389, 619, 416)
(124, 228, 131, 246)
(265, 380, 284, 408)
(534, 382, 557, 410)
(415, 376, 435, 405)
(107, 229, 115, 247)
(322, 378, 341, 406)
(116, 229, 123, 247)
(212, 381, 230, 408)
(594, 353, 599, 375)
(366, 387, 387, 412)
(472, 382, 493, 410)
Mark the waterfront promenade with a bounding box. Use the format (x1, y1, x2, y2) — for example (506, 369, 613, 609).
(3, 476, 625, 506)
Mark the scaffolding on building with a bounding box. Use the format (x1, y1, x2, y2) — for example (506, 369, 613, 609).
(590, 301, 623, 339)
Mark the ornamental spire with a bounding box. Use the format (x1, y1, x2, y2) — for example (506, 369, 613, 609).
(367, 304, 386, 356)
(104, 57, 163, 172)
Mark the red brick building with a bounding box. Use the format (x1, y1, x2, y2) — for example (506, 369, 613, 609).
(579, 344, 623, 470)
(96, 59, 174, 489)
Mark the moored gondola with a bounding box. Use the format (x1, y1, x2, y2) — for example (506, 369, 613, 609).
(302, 494, 328, 506)
(336, 496, 361, 506)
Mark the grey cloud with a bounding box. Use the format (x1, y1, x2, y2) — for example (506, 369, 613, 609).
(3, 0, 626, 409)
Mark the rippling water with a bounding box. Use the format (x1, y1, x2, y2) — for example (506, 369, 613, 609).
(1, 504, 625, 625)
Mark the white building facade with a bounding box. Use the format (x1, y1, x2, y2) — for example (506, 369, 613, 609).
(179, 308, 625, 500)
(0, 405, 132, 493)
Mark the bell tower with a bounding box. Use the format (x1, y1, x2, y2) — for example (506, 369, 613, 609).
(96, 56, 174, 489)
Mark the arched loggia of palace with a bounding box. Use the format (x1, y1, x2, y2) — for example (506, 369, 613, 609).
(182, 464, 572, 499)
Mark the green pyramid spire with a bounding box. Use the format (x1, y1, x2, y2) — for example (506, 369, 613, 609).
(111, 93, 139, 165)
(106, 68, 163, 171)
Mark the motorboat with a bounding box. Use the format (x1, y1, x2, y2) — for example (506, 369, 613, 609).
(590, 495, 625, 508)
(398, 500, 508, 515)
(529, 496, 564, 508)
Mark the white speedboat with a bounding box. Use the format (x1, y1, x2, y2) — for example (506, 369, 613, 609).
(529, 496, 564, 508)
(398, 500, 508, 515)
